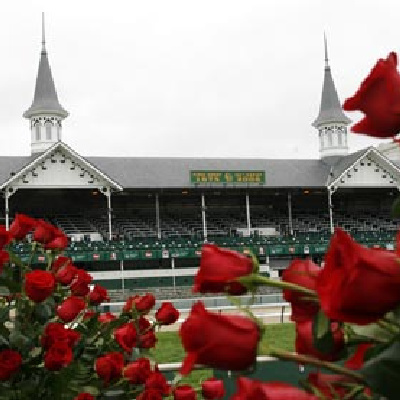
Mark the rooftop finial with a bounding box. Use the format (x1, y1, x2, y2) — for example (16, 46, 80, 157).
(41, 12, 46, 53)
(324, 32, 329, 68)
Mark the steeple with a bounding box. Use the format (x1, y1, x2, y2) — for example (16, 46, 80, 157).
(313, 35, 351, 161)
(23, 14, 68, 154)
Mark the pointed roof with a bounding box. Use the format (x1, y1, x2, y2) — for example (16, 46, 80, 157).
(312, 36, 350, 127)
(23, 14, 68, 119)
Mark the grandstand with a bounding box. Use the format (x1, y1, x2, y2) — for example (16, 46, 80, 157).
(2, 22, 400, 301)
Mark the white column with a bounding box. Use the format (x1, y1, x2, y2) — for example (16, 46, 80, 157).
(201, 193, 207, 242)
(246, 193, 251, 236)
(287, 192, 293, 235)
(4, 190, 9, 230)
(106, 190, 112, 240)
(171, 257, 176, 290)
(328, 188, 334, 234)
(155, 193, 161, 239)
(120, 260, 125, 298)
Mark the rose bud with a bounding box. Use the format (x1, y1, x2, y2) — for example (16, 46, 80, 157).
(33, 219, 58, 244)
(41, 322, 80, 349)
(45, 230, 68, 250)
(155, 302, 179, 325)
(174, 385, 197, 400)
(282, 259, 320, 322)
(145, 371, 170, 396)
(0, 349, 22, 381)
(179, 302, 259, 375)
(317, 228, 400, 324)
(74, 394, 95, 400)
(95, 352, 124, 384)
(9, 214, 36, 240)
(0, 226, 13, 248)
(114, 322, 137, 353)
(57, 296, 86, 322)
(344, 52, 400, 138)
(137, 389, 163, 400)
(344, 343, 373, 370)
(44, 342, 73, 371)
(51, 256, 72, 273)
(88, 284, 109, 305)
(123, 293, 155, 314)
(202, 378, 225, 399)
(232, 377, 318, 400)
(70, 269, 92, 297)
(24, 270, 55, 303)
(295, 320, 344, 362)
(139, 330, 157, 349)
(55, 263, 77, 285)
(98, 312, 116, 323)
(83, 310, 96, 320)
(123, 357, 151, 384)
(194, 244, 254, 295)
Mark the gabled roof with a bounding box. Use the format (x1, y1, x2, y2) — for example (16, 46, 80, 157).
(23, 36, 68, 118)
(0, 142, 122, 191)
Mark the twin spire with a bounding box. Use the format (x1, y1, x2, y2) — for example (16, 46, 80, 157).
(23, 13, 68, 119)
(312, 34, 350, 128)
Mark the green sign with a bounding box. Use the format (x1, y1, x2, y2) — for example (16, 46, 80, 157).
(190, 170, 265, 184)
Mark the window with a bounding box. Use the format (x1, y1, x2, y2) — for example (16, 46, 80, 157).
(45, 121, 52, 140)
(35, 123, 41, 141)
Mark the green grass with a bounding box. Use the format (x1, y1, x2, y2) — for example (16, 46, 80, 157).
(149, 322, 295, 386)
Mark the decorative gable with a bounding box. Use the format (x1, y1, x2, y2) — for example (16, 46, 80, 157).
(331, 149, 400, 189)
(1, 142, 123, 192)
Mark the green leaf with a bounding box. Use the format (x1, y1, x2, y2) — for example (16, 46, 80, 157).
(361, 341, 400, 400)
(7, 251, 24, 268)
(33, 302, 54, 323)
(312, 309, 334, 353)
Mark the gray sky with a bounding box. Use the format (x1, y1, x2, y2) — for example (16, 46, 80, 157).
(0, 0, 398, 158)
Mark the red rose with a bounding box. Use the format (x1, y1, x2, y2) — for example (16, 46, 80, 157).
(137, 389, 163, 400)
(45, 230, 68, 250)
(83, 310, 96, 320)
(179, 302, 260, 375)
(9, 214, 36, 240)
(145, 371, 170, 396)
(24, 270, 55, 303)
(88, 284, 109, 305)
(33, 219, 58, 244)
(57, 296, 86, 322)
(231, 377, 318, 400)
(194, 244, 254, 295)
(95, 352, 124, 384)
(0, 250, 9, 274)
(0, 349, 22, 381)
(345, 343, 373, 370)
(282, 259, 320, 322)
(202, 378, 225, 400)
(55, 263, 77, 285)
(74, 394, 95, 400)
(70, 269, 93, 296)
(114, 322, 137, 353)
(44, 341, 73, 371)
(123, 357, 151, 384)
(174, 385, 197, 400)
(51, 256, 72, 273)
(41, 322, 80, 349)
(317, 228, 400, 324)
(138, 316, 151, 332)
(295, 320, 344, 362)
(155, 302, 179, 325)
(139, 330, 157, 349)
(344, 52, 400, 138)
(0, 226, 13, 248)
(123, 293, 155, 313)
(98, 312, 116, 323)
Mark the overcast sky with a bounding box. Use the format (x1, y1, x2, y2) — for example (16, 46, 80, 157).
(0, 0, 398, 158)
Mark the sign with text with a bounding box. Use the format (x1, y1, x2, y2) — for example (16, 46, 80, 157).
(190, 170, 265, 184)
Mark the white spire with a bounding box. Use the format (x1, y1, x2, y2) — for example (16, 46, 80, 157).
(41, 12, 46, 53)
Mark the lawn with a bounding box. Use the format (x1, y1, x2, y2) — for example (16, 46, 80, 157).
(150, 322, 295, 385)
